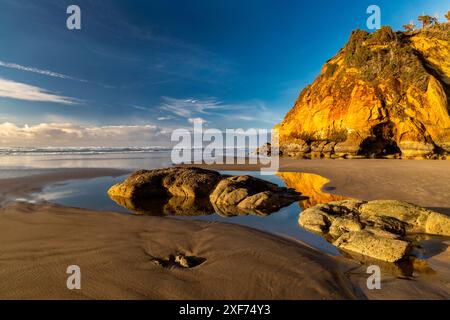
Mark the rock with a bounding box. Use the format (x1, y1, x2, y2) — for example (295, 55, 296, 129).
(358, 200, 450, 236)
(174, 254, 193, 268)
(108, 167, 302, 217)
(300, 200, 450, 238)
(298, 200, 450, 262)
(108, 167, 222, 200)
(363, 215, 408, 236)
(397, 141, 435, 158)
(333, 231, 411, 263)
(255, 143, 278, 156)
(297, 205, 333, 233)
(279, 140, 310, 158)
(210, 175, 302, 216)
(151, 253, 206, 269)
(310, 141, 336, 158)
(333, 134, 364, 158)
(329, 217, 363, 238)
(276, 25, 450, 159)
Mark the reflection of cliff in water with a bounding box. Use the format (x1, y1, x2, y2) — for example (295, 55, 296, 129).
(276, 172, 348, 209)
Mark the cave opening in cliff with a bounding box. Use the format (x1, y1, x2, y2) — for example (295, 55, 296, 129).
(358, 121, 401, 158)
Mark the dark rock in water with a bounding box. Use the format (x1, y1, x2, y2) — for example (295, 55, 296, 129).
(108, 167, 303, 216)
(298, 200, 450, 262)
(108, 167, 222, 200)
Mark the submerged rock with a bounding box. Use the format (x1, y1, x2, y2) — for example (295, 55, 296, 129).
(108, 167, 302, 216)
(298, 200, 450, 262)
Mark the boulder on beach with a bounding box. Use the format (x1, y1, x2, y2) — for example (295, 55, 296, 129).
(108, 167, 222, 200)
(358, 200, 450, 236)
(298, 199, 450, 262)
(210, 175, 302, 216)
(108, 167, 302, 216)
(333, 231, 411, 263)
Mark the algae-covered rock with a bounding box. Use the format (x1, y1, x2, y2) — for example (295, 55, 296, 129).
(298, 199, 450, 261)
(333, 231, 411, 263)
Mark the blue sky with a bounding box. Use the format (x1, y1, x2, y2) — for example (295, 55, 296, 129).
(0, 0, 448, 146)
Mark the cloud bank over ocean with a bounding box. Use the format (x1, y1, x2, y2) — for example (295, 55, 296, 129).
(0, 122, 170, 147)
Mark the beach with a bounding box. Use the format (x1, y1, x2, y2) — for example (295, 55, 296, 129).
(194, 159, 450, 214)
(0, 201, 357, 300)
(0, 157, 448, 299)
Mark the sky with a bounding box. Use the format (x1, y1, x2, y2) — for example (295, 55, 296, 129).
(0, 0, 448, 147)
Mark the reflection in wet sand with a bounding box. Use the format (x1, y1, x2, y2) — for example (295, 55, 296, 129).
(276, 172, 348, 209)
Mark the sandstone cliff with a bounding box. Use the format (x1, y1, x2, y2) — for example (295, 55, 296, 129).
(277, 24, 450, 159)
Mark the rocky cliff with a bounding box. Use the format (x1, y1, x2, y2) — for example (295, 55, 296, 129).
(276, 24, 450, 159)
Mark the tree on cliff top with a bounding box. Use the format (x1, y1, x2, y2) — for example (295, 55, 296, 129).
(430, 16, 439, 25)
(418, 15, 433, 28)
(445, 11, 450, 22)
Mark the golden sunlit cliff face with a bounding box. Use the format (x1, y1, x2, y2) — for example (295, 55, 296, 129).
(277, 24, 450, 159)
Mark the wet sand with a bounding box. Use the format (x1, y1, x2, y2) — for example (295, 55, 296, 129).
(192, 159, 450, 300)
(0, 161, 449, 299)
(0, 201, 357, 299)
(194, 159, 450, 215)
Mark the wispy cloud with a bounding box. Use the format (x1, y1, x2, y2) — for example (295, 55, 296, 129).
(131, 105, 152, 111)
(160, 97, 244, 118)
(157, 115, 175, 121)
(0, 78, 80, 105)
(0, 59, 114, 88)
(188, 117, 208, 124)
(160, 96, 280, 126)
(0, 59, 87, 82)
